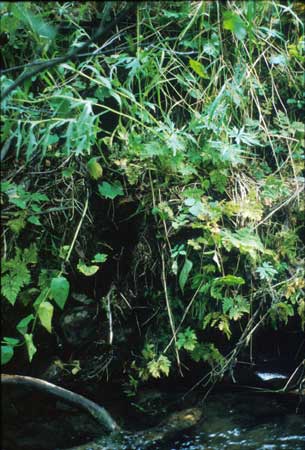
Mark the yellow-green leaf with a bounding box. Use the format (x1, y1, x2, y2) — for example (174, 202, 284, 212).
(92, 253, 108, 263)
(77, 260, 99, 276)
(189, 59, 209, 79)
(216, 275, 245, 286)
(24, 333, 37, 362)
(223, 11, 247, 41)
(38, 301, 54, 333)
(87, 157, 103, 180)
(158, 355, 171, 377)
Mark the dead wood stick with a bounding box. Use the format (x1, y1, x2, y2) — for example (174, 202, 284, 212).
(1, 373, 120, 432)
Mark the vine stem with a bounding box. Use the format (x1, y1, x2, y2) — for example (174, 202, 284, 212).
(254, 185, 305, 230)
(31, 190, 89, 335)
(105, 284, 115, 345)
(161, 251, 182, 376)
(163, 280, 204, 353)
(64, 189, 89, 264)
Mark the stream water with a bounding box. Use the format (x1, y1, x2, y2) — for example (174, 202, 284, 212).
(156, 391, 305, 450)
(2, 388, 305, 450)
(79, 391, 305, 450)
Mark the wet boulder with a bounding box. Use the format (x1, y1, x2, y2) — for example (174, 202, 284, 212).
(60, 306, 98, 347)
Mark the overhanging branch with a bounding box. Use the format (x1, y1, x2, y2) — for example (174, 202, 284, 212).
(1, 373, 120, 432)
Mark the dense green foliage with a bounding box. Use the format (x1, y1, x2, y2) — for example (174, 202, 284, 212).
(1, 2, 304, 392)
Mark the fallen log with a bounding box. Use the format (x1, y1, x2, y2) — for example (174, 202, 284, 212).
(1, 373, 203, 450)
(1, 374, 120, 433)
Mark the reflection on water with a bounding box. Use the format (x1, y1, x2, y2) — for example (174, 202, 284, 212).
(162, 392, 305, 450)
(88, 392, 305, 450)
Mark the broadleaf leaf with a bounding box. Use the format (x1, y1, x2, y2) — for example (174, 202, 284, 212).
(223, 11, 247, 41)
(179, 258, 193, 292)
(98, 181, 124, 200)
(16, 314, 34, 335)
(87, 157, 103, 180)
(189, 59, 209, 79)
(77, 260, 99, 276)
(24, 333, 37, 362)
(1, 345, 14, 365)
(50, 276, 69, 310)
(38, 301, 54, 333)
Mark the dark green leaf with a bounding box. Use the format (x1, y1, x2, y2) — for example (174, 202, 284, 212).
(16, 314, 34, 335)
(179, 258, 193, 292)
(1, 345, 14, 365)
(10, 197, 27, 209)
(50, 276, 69, 310)
(27, 215, 41, 226)
(98, 181, 124, 200)
(2, 337, 20, 346)
(62, 167, 74, 178)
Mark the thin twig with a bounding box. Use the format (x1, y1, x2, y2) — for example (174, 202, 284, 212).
(254, 185, 305, 230)
(163, 280, 204, 353)
(161, 251, 182, 376)
(65, 190, 89, 264)
(105, 284, 115, 345)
